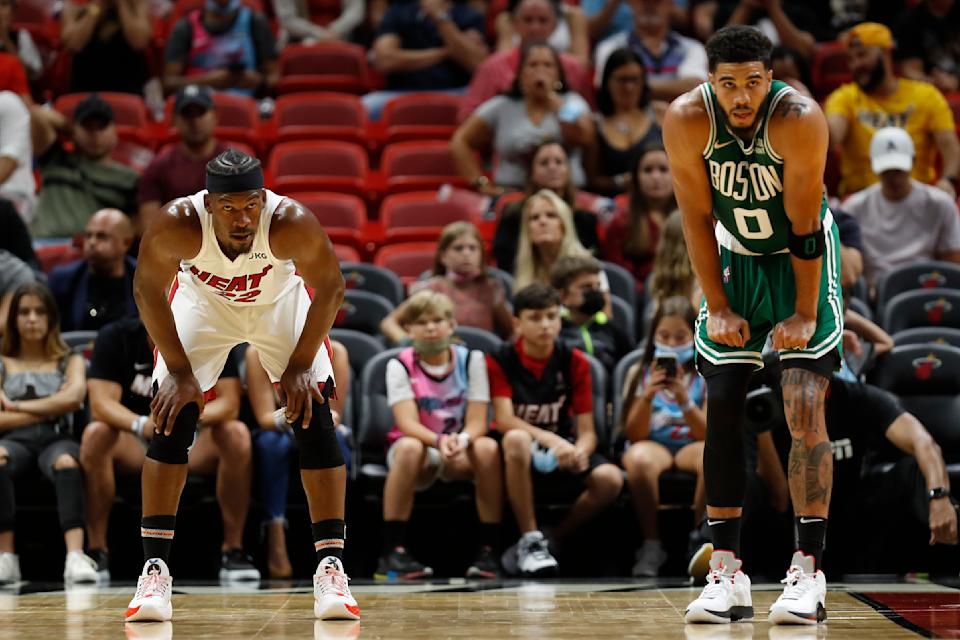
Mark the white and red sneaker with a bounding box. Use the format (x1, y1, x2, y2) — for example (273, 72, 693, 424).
(125, 558, 173, 622)
(314, 557, 360, 621)
(768, 551, 827, 625)
(685, 550, 754, 624)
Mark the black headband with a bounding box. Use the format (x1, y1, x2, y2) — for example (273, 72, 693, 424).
(206, 168, 264, 194)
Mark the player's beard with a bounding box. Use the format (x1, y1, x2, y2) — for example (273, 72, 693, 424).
(720, 100, 768, 139)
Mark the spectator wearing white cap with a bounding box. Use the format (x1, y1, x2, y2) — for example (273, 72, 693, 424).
(842, 126, 960, 289)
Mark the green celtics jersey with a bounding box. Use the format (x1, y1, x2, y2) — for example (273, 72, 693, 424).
(700, 79, 828, 255)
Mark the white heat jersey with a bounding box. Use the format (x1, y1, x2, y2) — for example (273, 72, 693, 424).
(179, 189, 299, 306)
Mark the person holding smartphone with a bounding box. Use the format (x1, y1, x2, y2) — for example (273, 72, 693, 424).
(619, 295, 706, 577)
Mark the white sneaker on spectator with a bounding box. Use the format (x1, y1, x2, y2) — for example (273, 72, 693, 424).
(0, 552, 20, 584)
(632, 540, 668, 577)
(125, 558, 173, 622)
(768, 551, 827, 625)
(685, 550, 753, 624)
(64, 550, 99, 584)
(516, 531, 558, 578)
(314, 556, 360, 620)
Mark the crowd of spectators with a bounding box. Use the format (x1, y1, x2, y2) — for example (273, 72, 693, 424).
(0, 0, 957, 584)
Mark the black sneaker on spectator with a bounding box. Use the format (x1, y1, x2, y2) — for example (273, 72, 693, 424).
(375, 547, 433, 580)
(219, 549, 261, 582)
(466, 546, 499, 579)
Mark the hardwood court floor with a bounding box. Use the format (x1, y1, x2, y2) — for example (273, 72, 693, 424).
(0, 579, 957, 639)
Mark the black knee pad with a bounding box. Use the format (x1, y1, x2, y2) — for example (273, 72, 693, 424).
(291, 399, 345, 470)
(702, 364, 755, 508)
(53, 467, 85, 532)
(0, 464, 13, 532)
(147, 403, 200, 465)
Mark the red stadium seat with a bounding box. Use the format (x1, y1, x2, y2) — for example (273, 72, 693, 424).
(810, 42, 851, 100)
(333, 244, 362, 263)
(54, 92, 153, 147)
(275, 93, 367, 147)
(380, 191, 475, 243)
(35, 243, 82, 273)
(373, 242, 438, 285)
(277, 43, 370, 95)
(13, 0, 59, 49)
(286, 191, 372, 256)
(380, 141, 468, 195)
(382, 93, 462, 144)
(268, 141, 369, 199)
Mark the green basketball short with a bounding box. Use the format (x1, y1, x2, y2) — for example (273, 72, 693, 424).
(695, 210, 844, 370)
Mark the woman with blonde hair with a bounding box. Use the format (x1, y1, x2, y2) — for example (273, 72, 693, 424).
(0, 281, 96, 583)
(381, 222, 514, 344)
(648, 210, 700, 307)
(513, 190, 613, 316)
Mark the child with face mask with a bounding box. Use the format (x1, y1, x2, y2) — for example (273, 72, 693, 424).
(618, 295, 707, 577)
(551, 255, 631, 373)
(381, 222, 514, 344)
(378, 290, 503, 581)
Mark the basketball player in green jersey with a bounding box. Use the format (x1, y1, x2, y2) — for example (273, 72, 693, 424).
(664, 26, 841, 625)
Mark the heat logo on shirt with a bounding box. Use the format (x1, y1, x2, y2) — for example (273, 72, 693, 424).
(515, 396, 567, 432)
(189, 264, 273, 303)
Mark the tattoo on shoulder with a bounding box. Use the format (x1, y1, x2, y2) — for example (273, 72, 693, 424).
(776, 98, 810, 120)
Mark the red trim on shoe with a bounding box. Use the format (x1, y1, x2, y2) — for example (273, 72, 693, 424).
(345, 604, 361, 617)
(125, 606, 141, 619)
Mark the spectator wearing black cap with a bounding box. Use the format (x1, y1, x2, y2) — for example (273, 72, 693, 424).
(30, 94, 139, 240)
(162, 0, 278, 97)
(137, 85, 233, 231)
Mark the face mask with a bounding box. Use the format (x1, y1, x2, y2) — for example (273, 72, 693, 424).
(578, 288, 605, 316)
(531, 441, 558, 474)
(653, 339, 695, 364)
(413, 336, 451, 358)
(205, 0, 240, 15)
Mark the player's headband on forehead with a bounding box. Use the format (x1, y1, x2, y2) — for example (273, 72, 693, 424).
(205, 167, 264, 194)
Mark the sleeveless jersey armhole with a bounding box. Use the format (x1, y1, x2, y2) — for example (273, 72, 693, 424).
(699, 83, 717, 159)
(262, 193, 289, 265)
(763, 85, 794, 165)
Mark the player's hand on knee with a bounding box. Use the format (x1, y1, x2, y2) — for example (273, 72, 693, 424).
(279, 365, 325, 428)
(772, 313, 816, 351)
(706, 308, 750, 347)
(151, 372, 204, 436)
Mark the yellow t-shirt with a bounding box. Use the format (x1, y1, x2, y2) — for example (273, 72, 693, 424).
(824, 79, 956, 197)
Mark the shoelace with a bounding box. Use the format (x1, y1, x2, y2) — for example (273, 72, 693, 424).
(317, 566, 351, 597)
(701, 569, 733, 599)
(135, 573, 168, 600)
(780, 567, 812, 599)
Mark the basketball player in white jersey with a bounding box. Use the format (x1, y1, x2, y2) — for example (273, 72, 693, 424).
(124, 150, 359, 623)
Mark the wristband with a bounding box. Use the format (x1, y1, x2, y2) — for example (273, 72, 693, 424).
(131, 415, 148, 438)
(929, 486, 950, 501)
(457, 432, 471, 448)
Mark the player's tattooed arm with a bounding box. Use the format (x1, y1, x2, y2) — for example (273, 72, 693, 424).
(775, 96, 811, 119)
(782, 368, 832, 513)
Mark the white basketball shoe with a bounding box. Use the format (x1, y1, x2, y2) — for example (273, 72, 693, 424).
(769, 551, 827, 625)
(125, 558, 173, 622)
(685, 550, 754, 624)
(314, 556, 360, 621)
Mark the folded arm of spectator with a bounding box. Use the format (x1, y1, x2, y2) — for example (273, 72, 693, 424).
(6, 354, 86, 416)
(427, 4, 488, 73)
(60, 0, 104, 53)
(372, 34, 448, 74)
(89, 378, 149, 432)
